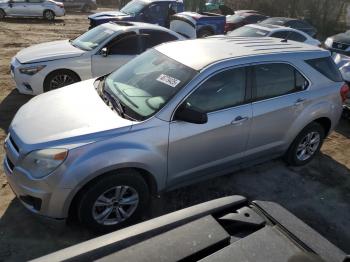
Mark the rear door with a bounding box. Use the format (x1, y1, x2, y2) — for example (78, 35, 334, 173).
(91, 32, 141, 77)
(245, 62, 309, 159)
(26, 0, 45, 16)
(167, 66, 252, 186)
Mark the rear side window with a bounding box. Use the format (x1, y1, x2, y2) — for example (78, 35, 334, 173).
(288, 32, 307, 42)
(139, 29, 178, 50)
(253, 63, 308, 100)
(306, 57, 343, 82)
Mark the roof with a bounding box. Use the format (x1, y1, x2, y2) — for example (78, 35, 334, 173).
(246, 23, 300, 33)
(155, 37, 327, 70)
(102, 22, 184, 38)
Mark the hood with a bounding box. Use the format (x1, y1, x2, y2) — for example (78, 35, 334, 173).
(15, 40, 85, 64)
(11, 79, 134, 146)
(88, 11, 131, 20)
(331, 32, 350, 45)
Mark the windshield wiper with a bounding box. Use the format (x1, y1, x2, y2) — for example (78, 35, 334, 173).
(102, 80, 126, 118)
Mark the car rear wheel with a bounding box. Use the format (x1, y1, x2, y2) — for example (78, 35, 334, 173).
(77, 172, 150, 232)
(285, 122, 325, 166)
(43, 10, 55, 21)
(43, 70, 80, 92)
(0, 9, 5, 19)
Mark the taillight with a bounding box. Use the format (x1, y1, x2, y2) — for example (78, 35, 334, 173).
(56, 2, 64, 8)
(340, 83, 349, 102)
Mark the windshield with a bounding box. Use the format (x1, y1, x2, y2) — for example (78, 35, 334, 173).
(226, 15, 244, 23)
(229, 26, 269, 37)
(105, 49, 197, 120)
(71, 25, 115, 51)
(120, 0, 146, 15)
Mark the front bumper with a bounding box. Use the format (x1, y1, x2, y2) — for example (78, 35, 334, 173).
(10, 58, 46, 95)
(3, 136, 73, 219)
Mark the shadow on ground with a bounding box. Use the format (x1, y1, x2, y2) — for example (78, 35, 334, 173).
(2, 17, 65, 24)
(336, 118, 350, 139)
(1, 153, 349, 260)
(0, 90, 31, 134)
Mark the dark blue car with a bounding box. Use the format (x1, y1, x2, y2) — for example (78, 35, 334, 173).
(88, 0, 184, 29)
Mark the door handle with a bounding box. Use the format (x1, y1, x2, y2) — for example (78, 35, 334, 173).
(231, 116, 248, 125)
(294, 98, 306, 106)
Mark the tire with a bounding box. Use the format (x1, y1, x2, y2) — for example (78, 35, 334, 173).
(0, 9, 5, 19)
(43, 70, 80, 92)
(77, 172, 150, 232)
(43, 10, 55, 21)
(82, 4, 91, 12)
(285, 122, 325, 166)
(197, 29, 214, 38)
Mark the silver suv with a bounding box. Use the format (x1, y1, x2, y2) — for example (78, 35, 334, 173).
(0, 0, 65, 21)
(3, 37, 346, 231)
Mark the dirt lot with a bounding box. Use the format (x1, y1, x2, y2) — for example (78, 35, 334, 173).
(0, 11, 350, 261)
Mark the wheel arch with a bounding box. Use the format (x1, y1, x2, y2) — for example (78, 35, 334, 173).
(313, 117, 332, 136)
(67, 167, 158, 219)
(43, 68, 82, 92)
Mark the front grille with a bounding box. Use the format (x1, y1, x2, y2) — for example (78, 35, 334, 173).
(6, 156, 14, 171)
(9, 135, 19, 153)
(332, 42, 350, 51)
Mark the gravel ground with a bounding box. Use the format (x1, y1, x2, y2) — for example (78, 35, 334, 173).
(0, 11, 349, 261)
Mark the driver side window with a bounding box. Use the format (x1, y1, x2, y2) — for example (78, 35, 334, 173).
(108, 34, 140, 55)
(186, 68, 247, 113)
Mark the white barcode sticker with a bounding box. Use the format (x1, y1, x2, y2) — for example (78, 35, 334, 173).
(156, 74, 181, 88)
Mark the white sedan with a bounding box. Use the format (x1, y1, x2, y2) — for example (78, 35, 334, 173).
(228, 24, 321, 46)
(10, 22, 184, 95)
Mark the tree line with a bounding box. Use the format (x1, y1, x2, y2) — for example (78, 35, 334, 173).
(97, 0, 350, 38)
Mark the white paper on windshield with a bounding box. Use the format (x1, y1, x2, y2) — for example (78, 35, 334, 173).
(156, 74, 181, 88)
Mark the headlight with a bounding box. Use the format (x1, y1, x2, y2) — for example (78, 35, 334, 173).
(19, 65, 46, 75)
(21, 148, 68, 178)
(324, 37, 333, 48)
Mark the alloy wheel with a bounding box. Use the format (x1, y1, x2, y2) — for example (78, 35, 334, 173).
(49, 74, 75, 89)
(296, 131, 320, 161)
(92, 186, 139, 225)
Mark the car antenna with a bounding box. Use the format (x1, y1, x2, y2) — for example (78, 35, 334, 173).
(281, 30, 293, 43)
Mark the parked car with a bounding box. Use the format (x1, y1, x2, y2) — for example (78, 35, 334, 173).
(234, 9, 259, 15)
(0, 0, 65, 20)
(55, 0, 97, 12)
(228, 24, 321, 46)
(259, 17, 317, 37)
(33, 196, 348, 262)
(4, 37, 346, 231)
(225, 12, 268, 33)
(88, 0, 184, 29)
(170, 11, 226, 38)
(10, 21, 184, 95)
(324, 30, 350, 56)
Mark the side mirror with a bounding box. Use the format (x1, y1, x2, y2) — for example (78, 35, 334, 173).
(101, 47, 108, 57)
(174, 104, 207, 124)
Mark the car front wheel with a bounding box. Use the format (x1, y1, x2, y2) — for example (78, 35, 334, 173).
(77, 172, 150, 232)
(43, 70, 80, 92)
(285, 122, 325, 166)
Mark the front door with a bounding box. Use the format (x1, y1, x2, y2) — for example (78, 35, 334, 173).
(7, 0, 27, 15)
(91, 33, 141, 77)
(167, 67, 252, 186)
